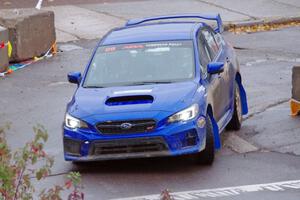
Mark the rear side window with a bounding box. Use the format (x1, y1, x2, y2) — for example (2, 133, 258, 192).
(202, 29, 219, 60)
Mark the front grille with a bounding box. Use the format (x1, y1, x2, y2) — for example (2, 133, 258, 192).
(90, 137, 167, 155)
(96, 119, 156, 134)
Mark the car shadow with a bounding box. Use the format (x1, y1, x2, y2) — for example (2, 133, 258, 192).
(71, 155, 213, 174)
(68, 133, 232, 174)
(71, 131, 232, 174)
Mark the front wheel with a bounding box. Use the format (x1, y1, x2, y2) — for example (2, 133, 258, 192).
(195, 114, 215, 165)
(226, 82, 242, 130)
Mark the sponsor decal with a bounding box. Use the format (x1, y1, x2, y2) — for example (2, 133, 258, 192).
(102, 41, 192, 53)
(104, 47, 117, 53)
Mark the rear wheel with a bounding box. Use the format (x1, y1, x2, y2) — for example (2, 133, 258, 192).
(195, 114, 215, 165)
(226, 82, 242, 130)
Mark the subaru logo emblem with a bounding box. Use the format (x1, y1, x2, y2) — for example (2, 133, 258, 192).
(120, 122, 132, 130)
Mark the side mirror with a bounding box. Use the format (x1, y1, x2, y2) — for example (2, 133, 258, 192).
(68, 72, 82, 84)
(207, 62, 224, 74)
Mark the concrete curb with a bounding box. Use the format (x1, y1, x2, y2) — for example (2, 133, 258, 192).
(224, 16, 300, 31)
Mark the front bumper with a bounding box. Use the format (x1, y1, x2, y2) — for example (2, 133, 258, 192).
(64, 136, 170, 161)
(63, 118, 206, 161)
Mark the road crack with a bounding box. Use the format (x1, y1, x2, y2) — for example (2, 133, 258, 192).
(233, 46, 251, 50)
(265, 149, 300, 157)
(272, 141, 300, 149)
(245, 98, 290, 121)
(271, 0, 300, 10)
(55, 28, 83, 41)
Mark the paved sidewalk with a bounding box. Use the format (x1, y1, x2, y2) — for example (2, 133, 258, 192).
(35, 0, 300, 42)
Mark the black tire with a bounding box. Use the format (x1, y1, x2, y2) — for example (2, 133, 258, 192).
(195, 114, 215, 165)
(226, 82, 242, 131)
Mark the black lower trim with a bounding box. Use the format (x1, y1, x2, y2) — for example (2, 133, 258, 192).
(64, 138, 82, 156)
(90, 137, 168, 156)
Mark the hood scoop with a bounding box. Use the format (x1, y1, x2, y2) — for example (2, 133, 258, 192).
(105, 95, 154, 106)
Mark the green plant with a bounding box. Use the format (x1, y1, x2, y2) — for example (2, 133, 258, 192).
(160, 189, 174, 200)
(0, 124, 84, 200)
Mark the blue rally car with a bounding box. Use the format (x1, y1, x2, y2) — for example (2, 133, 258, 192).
(64, 14, 248, 165)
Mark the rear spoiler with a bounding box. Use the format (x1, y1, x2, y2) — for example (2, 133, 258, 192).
(125, 14, 224, 33)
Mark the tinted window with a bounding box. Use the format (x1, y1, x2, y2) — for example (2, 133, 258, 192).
(83, 41, 195, 88)
(198, 34, 211, 79)
(214, 32, 224, 47)
(202, 29, 219, 60)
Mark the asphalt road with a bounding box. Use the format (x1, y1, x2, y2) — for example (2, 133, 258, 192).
(0, 0, 139, 9)
(1, 26, 300, 199)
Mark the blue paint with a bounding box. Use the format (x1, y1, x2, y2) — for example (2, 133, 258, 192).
(207, 62, 224, 74)
(63, 14, 247, 161)
(236, 74, 249, 115)
(68, 72, 81, 84)
(125, 14, 223, 33)
(207, 110, 221, 150)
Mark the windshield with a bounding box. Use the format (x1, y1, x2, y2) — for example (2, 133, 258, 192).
(83, 40, 195, 88)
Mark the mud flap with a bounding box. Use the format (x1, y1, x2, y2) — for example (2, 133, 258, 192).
(208, 114, 221, 150)
(236, 75, 248, 115)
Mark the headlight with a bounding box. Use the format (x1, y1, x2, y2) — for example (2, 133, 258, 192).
(65, 113, 88, 129)
(168, 104, 199, 123)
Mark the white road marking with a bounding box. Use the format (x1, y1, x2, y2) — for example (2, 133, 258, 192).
(112, 179, 300, 200)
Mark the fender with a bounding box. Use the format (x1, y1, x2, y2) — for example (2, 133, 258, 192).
(236, 74, 248, 115)
(207, 111, 221, 150)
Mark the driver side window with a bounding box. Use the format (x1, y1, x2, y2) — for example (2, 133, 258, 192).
(198, 32, 211, 79)
(202, 28, 220, 60)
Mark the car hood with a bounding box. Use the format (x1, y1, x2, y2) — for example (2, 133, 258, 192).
(68, 81, 198, 120)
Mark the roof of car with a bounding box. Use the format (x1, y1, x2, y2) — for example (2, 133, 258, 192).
(101, 22, 204, 45)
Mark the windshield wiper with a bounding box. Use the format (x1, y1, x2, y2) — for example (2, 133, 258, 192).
(84, 85, 105, 88)
(84, 81, 174, 88)
(129, 81, 174, 85)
